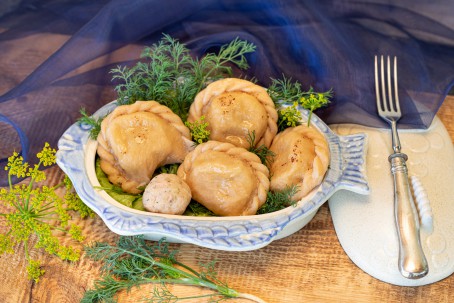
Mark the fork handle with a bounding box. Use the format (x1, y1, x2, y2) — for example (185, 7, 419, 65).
(389, 153, 429, 279)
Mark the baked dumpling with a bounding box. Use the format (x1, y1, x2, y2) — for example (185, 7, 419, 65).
(269, 125, 329, 201)
(177, 141, 270, 216)
(188, 78, 278, 149)
(97, 101, 193, 194)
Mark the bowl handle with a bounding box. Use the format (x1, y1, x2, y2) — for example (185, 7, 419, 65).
(334, 133, 370, 195)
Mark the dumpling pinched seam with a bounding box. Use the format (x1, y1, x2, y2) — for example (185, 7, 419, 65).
(188, 78, 278, 148)
(269, 125, 330, 201)
(97, 101, 192, 194)
(177, 141, 270, 216)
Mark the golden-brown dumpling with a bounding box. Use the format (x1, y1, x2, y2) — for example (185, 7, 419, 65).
(188, 78, 278, 149)
(97, 101, 193, 194)
(269, 125, 330, 201)
(177, 141, 270, 216)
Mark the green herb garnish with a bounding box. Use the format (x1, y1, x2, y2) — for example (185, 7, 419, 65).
(247, 130, 275, 167)
(184, 201, 216, 217)
(82, 236, 265, 303)
(299, 89, 332, 126)
(0, 143, 94, 282)
(268, 75, 306, 104)
(277, 102, 303, 132)
(78, 107, 103, 140)
(111, 34, 256, 120)
(258, 186, 299, 214)
(268, 75, 332, 126)
(185, 116, 211, 144)
(156, 163, 180, 175)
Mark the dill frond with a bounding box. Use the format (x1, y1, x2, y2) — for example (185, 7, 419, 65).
(110, 35, 256, 121)
(78, 108, 102, 140)
(247, 130, 275, 167)
(82, 236, 265, 303)
(257, 185, 299, 214)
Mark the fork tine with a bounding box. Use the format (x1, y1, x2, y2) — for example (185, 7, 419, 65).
(393, 56, 401, 114)
(387, 56, 394, 112)
(374, 55, 381, 111)
(380, 55, 389, 112)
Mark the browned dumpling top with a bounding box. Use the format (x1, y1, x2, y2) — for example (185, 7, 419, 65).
(97, 101, 193, 194)
(188, 78, 278, 149)
(269, 125, 330, 201)
(177, 141, 270, 216)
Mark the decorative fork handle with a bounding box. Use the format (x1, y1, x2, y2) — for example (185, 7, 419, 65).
(388, 152, 429, 279)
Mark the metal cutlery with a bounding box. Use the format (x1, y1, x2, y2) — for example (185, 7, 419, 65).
(374, 55, 429, 279)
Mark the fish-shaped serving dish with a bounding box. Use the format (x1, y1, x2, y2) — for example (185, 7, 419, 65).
(57, 101, 369, 251)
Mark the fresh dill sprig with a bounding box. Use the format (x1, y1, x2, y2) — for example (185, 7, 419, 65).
(257, 186, 299, 214)
(110, 34, 256, 121)
(246, 131, 275, 167)
(0, 143, 94, 282)
(267, 75, 332, 126)
(267, 75, 305, 104)
(78, 108, 103, 140)
(193, 37, 257, 92)
(185, 116, 211, 144)
(82, 236, 265, 303)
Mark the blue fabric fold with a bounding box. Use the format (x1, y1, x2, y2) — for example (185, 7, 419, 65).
(0, 0, 453, 185)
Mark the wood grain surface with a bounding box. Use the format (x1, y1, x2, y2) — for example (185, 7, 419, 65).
(0, 96, 453, 303)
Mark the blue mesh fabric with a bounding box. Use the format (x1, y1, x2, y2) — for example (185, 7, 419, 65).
(0, 0, 453, 185)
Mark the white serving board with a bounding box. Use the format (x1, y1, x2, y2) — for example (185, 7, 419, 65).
(328, 116, 454, 286)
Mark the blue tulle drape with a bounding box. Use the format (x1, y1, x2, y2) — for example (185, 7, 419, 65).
(0, 0, 453, 185)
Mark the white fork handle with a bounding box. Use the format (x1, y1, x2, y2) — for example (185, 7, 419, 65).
(389, 153, 429, 279)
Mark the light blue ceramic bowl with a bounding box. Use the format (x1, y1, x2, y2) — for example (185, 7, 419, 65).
(57, 101, 369, 251)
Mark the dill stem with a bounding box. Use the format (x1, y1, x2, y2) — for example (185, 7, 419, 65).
(32, 212, 56, 220)
(35, 204, 55, 214)
(50, 226, 67, 233)
(238, 292, 269, 303)
(9, 197, 24, 213)
(8, 173, 13, 191)
(24, 160, 42, 211)
(109, 247, 238, 297)
(143, 277, 239, 298)
(50, 182, 65, 191)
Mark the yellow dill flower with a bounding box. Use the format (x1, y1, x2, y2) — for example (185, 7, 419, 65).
(36, 142, 57, 167)
(0, 143, 92, 282)
(6, 152, 28, 178)
(27, 260, 45, 283)
(185, 116, 211, 144)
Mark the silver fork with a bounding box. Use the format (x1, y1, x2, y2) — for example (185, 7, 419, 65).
(374, 55, 428, 279)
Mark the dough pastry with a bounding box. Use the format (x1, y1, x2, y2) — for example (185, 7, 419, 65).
(97, 101, 193, 194)
(177, 141, 270, 216)
(142, 174, 191, 215)
(188, 78, 278, 149)
(269, 125, 329, 201)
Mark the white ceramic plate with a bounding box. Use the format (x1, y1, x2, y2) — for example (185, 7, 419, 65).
(56, 101, 370, 251)
(329, 117, 454, 286)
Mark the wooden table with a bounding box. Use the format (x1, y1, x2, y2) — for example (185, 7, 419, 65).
(1, 96, 453, 303)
